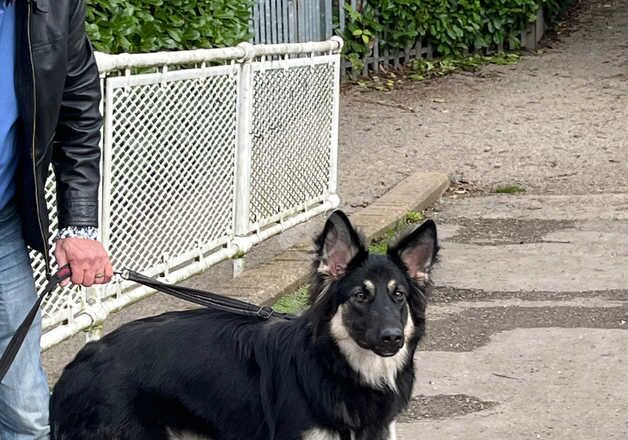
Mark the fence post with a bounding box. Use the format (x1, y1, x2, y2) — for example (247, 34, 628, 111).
(251, 0, 260, 44)
(281, 0, 289, 43)
(288, 0, 297, 43)
(233, 43, 256, 277)
(322, 0, 333, 39)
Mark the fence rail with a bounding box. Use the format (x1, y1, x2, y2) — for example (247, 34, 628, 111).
(33, 38, 343, 349)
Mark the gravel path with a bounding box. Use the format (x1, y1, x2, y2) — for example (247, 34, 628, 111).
(338, 0, 627, 207)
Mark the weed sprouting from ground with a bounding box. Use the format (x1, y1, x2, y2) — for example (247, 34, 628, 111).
(368, 210, 424, 254)
(493, 184, 525, 194)
(273, 284, 310, 315)
(404, 210, 424, 223)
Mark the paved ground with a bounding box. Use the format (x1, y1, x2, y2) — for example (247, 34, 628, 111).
(43, 0, 627, 437)
(397, 194, 627, 439)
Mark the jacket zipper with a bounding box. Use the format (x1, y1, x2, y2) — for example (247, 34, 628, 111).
(27, 1, 51, 275)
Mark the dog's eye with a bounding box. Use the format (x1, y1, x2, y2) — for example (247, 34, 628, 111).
(393, 289, 405, 299)
(353, 290, 368, 302)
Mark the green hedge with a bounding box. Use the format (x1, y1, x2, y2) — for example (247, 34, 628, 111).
(86, 0, 252, 54)
(343, 0, 572, 67)
(86, 0, 572, 57)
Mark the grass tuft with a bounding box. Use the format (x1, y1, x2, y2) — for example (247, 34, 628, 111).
(493, 184, 525, 194)
(368, 210, 424, 254)
(404, 210, 424, 223)
(368, 241, 389, 255)
(273, 284, 310, 314)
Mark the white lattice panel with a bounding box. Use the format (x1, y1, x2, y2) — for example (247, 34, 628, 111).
(248, 56, 336, 229)
(103, 66, 239, 287)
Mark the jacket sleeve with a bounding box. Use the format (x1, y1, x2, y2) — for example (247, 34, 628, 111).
(53, 0, 102, 229)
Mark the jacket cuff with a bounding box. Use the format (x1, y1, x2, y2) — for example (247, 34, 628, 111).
(57, 197, 99, 228)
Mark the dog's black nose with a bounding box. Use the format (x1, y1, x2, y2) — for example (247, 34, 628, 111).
(380, 328, 403, 348)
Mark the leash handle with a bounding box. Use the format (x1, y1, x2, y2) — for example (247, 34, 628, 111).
(0, 265, 71, 383)
(54, 265, 72, 284)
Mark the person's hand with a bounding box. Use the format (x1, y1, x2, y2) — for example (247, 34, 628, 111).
(54, 239, 113, 287)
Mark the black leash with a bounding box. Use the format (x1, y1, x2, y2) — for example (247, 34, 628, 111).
(0, 266, 291, 383)
(117, 269, 291, 321)
(0, 265, 72, 383)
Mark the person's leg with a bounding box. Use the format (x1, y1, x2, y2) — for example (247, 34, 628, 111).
(0, 203, 50, 439)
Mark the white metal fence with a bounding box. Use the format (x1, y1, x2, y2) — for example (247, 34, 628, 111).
(32, 38, 343, 349)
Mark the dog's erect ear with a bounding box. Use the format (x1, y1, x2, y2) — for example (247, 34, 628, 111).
(389, 220, 438, 283)
(316, 210, 366, 278)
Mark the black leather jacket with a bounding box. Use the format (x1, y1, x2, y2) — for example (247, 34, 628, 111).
(14, 0, 102, 264)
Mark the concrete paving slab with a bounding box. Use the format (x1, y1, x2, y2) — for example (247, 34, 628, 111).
(423, 306, 626, 353)
(434, 240, 628, 292)
(399, 329, 628, 440)
(435, 224, 461, 241)
(432, 217, 628, 292)
(430, 286, 628, 304)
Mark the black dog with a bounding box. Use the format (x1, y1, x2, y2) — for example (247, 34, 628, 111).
(50, 211, 438, 440)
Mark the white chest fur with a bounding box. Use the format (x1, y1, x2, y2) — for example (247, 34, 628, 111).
(302, 428, 342, 440)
